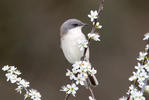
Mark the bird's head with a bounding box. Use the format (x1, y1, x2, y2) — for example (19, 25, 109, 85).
(60, 19, 87, 37)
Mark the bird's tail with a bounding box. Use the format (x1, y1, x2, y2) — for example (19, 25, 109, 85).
(84, 74, 99, 88)
(88, 74, 99, 86)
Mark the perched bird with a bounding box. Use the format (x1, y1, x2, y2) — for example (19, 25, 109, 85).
(60, 19, 98, 86)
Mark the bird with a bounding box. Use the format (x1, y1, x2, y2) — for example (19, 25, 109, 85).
(60, 18, 98, 87)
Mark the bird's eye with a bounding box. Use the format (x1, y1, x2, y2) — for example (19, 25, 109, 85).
(72, 23, 79, 27)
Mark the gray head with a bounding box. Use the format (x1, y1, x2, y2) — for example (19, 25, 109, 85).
(60, 19, 86, 37)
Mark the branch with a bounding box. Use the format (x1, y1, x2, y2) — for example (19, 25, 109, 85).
(126, 36, 149, 100)
(81, 0, 104, 100)
(65, 94, 70, 100)
(64, 1, 104, 100)
(88, 86, 95, 99)
(82, 0, 104, 61)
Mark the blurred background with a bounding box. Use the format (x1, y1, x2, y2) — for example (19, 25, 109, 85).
(0, 0, 149, 100)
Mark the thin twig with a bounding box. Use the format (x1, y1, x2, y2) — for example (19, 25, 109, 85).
(81, 0, 104, 100)
(89, 86, 95, 99)
(98, 0, 104, 16)
(82, 0, 104, 61)
(65, 94, 70, 100)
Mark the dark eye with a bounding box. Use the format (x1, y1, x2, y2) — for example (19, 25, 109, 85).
(72, 23, 79, 27)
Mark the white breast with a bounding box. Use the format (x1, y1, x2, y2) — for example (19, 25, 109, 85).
(61, 27, 89, 64)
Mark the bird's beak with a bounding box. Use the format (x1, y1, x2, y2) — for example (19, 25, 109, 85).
(82, 23, 88, 26)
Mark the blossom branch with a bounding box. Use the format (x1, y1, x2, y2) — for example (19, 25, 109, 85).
(2, 65, 41, 100)
(82, 0, 104, 61)
(119, 32, 149, 100)
(82, 0, 104, 100)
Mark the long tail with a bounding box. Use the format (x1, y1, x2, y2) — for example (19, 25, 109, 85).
(88, 74, 99, 86)
(84, 74, 99, 88)
(85, 61, 99, 87)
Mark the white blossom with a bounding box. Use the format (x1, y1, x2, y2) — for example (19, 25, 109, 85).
(72, 61, 97, 85)
(129, 58, 149, 88)
(14, 70, 21, 75)
(89, 68, 97, 75)
(88, 33, 100, 41)
(72, 61, 91, 73)
(93, 22, 102, 29)
(2, 65, 10, 71)
(24, 92, 30, 99)
(68, 83, 78, 96)
(137, 71, 148, 88)
(75, 74, 85, 85)
(8, 66, 17, 73)
(7, 66, 21, 75)
(79, 61, 91, 72)
(72, 61, 82, 70)
(139, 71, 148, 81)
(127, 85, 137, 95)
(61, 83, 78, 96)
(29, 89, 41, 100)
(72, 61, 91, 78)
(72, 68, 79, 74)
(5, 73, 18, 83)
(72, 61, 82, 74)
(62, 61, 98, 96)
(144, 60, 149, 72)
(60, 86, 69, 92)
(129, 69, 148, 88)
(15, 85, 23, 94)
(135, 63, 145, 73)
(18, 79, 30, 88)
(66, 69, 76, 80)
(143, 32, 149, 40)
(127, 87, 145, 100)
(138, 80, 145, 88)
(2, 65, 41, 100)
(89, 96, 95, 100)
(130, 90, 145, 100)
(129, 71, 140, 82)
(137, 52, 147, 61)
(119, 96, 127, 100)
(88, 10, 98, 22)
(145, 44, 149, 50)
(78, 40, 88, 51)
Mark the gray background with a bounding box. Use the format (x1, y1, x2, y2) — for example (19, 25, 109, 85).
(0, 0, 149, 100)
